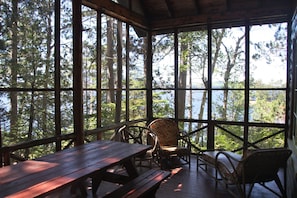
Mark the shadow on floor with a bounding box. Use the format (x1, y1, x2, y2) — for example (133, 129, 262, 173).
(49, 155, 283, 198)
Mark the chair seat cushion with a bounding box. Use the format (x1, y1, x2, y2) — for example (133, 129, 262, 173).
(161, 146, 189, 156)
(199, 150, 242, 183)
(200, 151, 241, 167)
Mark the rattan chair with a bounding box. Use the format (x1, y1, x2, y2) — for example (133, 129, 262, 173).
(117, 125, 160, 168)
(214, 148, 292, 198)
(148, 118, 191, 169)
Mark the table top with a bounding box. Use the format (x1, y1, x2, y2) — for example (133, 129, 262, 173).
(0, 140, 151, 197)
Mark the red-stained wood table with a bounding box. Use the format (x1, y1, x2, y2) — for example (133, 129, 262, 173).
(0, 140, 152, 198)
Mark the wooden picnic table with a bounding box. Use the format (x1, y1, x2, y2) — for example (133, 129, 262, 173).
(0, 140, 152, 197)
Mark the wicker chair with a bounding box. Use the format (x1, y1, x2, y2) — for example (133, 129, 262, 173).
(214, 148, 292, 198)
(148, 118, 191, 169)
(116, 125, 160, 168)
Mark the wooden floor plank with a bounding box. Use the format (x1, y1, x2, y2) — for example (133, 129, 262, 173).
(55, 155, 282, 198)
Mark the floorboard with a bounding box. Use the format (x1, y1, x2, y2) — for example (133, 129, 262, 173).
(49, 155, 284, 198)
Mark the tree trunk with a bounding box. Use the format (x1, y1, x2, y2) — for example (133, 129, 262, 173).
(196, 29, 225, 143)
(178, 34, 188, 120)
(43, 2, 53, 132)
(222, 35, 244, 120)
(26, 90, 35, 159)
(188, 56, 192, 132)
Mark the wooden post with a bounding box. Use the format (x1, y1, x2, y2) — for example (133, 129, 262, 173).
(244, 22, 249, 150)
(207, 25, 214, 150)
(3, 148, 10, 166)
(73, 0, 84, 146)
(174, 29, 179, 121)
(54, 0, 62, 151)
(97, 11, 102, 140)
(0, 124, 2, 167)
(146, 31, 153, 122)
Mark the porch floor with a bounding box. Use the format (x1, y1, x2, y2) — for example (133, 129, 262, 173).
(56, 155, 283, 198)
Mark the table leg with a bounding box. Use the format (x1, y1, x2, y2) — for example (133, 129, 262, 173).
(122, 159, 138, 179)
(91, 172, 104, 196)
(70, 180, 88, 197)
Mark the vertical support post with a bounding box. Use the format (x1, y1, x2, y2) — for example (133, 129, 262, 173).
(207, 25, 214, 149)
(115, 22, 123, 123)
(284, 19, 292, 194)
(0, 124, 2, 167)
(3, 149, 10, 166)
(244, 21, 250, 151)
(174, 29, 179, 121)
(285, 19, 292, 147)
(126, 24, 130, 122)
(96, 11, 102, 140)
(73, 0, 84, 146)
(54, 0, 62, 151)
(146, 31, 153, 123)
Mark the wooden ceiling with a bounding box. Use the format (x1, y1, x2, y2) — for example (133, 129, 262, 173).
(84, 0, 296, 32)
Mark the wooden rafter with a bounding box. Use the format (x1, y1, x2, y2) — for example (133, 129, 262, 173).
(150, 4, 291, 31)
(193, 0, 201, 14)
(137, 0, 150, 21)
(82, 0, 149, 30)
(165, 0, 175, 18)
(81, 0, 293, 32)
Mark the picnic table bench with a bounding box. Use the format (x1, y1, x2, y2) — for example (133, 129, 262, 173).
(103, 169, 171, 198)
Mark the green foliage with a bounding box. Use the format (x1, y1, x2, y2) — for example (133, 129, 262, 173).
(129, 90, 146, 120)
(101, 103, 116, 125)
(248, 127, 284, 148)
(215, 125, 243, 151)
(251, 84, 286, 123)
(0, 0, 74, 159)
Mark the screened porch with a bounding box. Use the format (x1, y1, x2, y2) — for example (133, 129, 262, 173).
(1, 0, 297, 197)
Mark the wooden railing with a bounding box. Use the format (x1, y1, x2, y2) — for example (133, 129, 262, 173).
(0, 119, 286, 167)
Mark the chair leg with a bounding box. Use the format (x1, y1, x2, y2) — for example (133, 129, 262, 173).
(215, 168, 218, 187)
(188, 154, 191, 168)
(246, 183, 255, 198)
(274, 176, 286, 198)
(235, 183, 247, 198)
(196, 155, 199, 171)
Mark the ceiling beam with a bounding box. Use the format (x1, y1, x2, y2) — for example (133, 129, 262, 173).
(150, 7, 291, 31)
(193, 0, 201, 14)
(82, 0, 149, 30)
(165, 0, 175, 18)
(137, 0, 150, 21)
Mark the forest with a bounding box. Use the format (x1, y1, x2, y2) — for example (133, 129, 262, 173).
(0, 0, 287, 160)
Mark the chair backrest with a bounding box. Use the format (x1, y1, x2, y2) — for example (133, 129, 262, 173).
(115, 125, 159, 153)
(110, 125, 126, 142)
(236, 148, 292, 183)
(146, 130, 160, 153)
(117, 125, 148, 144)
(148, 118, 179, 146)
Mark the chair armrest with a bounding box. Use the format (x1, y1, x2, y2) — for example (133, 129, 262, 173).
(178, 131, 191, 149)
(146, 131, 160, 154)
(216, 151, 241, 162)
(215, 151, 242, 180)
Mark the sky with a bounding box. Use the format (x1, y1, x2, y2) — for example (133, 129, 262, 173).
(250, 24, 287, 84)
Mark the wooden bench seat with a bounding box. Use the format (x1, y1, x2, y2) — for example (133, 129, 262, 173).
(103, 169, 171, 198)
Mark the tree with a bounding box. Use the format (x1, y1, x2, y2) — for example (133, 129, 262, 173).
(178, 32, 188, 120)
(1, 0, 58, 158)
